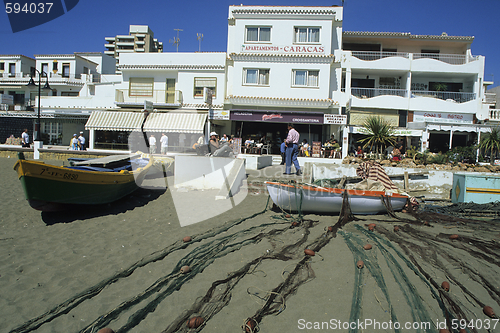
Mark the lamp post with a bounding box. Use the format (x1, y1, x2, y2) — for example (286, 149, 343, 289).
(27, 69, 51, 159)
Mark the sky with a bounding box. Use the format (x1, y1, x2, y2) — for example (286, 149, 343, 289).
(2, 0, 499, 87)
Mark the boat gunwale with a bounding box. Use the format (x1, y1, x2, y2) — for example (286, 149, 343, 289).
(265, 181, 408, 199)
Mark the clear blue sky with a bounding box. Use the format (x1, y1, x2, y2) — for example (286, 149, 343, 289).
(2, 0, 499, 87)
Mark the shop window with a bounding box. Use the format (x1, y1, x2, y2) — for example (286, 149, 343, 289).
(244, 68, 269, 85)
(194, 77, 216, 97)
(129, 77, 154, 96)
(292, 70, 319, 87)
(294, 27, 320, 43)
(245, 26, 271, 42)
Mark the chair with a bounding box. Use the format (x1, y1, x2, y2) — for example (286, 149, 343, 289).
(261, 143, 271, 155)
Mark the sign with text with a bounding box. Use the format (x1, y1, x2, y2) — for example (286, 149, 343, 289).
(241, 44, 326, 54)
(209, 109, 229, 120)
(230, 111, 324, 124)
(414, 111, 473, 124)
(324, 114, 347, 125)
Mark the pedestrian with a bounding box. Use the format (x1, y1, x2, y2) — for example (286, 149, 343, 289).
(21, 129, 30, 148)
(78, 132, 86, 150)
(160, 133, 169, 154)
(209, 132, 219, 154)
(220, 134, 228, 142)
(280, 140, 286, 165)
(149, 134, 156, 154)
(284, 123, 301, 175)
(71, 134, 79, 150)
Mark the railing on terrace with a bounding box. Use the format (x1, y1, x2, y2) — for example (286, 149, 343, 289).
(413, 53, 478, 65)
(351, 51, 409, 61)
(484, 92, 496, 104)
(0, 72, 28, 78)
(350, 51, 479, 65)
(411, 90, 476, 103)
(351, 87, 407, 98)
(489, 110, 500, 121)
(115, 89, 183, 105)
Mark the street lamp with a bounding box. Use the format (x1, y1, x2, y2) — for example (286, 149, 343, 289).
(27, 69, 51, 158)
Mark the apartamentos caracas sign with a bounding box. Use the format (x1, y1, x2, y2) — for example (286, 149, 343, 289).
(231, 111, 323, 124)
(241, 44, 326, 54)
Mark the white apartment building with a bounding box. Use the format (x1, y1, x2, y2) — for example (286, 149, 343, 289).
(337, 31, 492, 155)
(224, 5, 344, 150)
(104, 25, 164, 72)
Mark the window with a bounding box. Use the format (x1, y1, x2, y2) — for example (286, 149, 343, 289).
(245, 26, 271, 42)
(194, 77, 216, 97)
(0, 62, 4, 71)
(129, 77, 154, 96)
(61, 91, 79, 96)
(42, 122, 63, 145)
(52, 62, 58, 71)
(294, 27, 320, 43)
(244, 69, 269, 85)
(9, 63, 16, 76)
(41, 63, 48, 76)
(62, 63, 70, 77)
(292, 70, 319, 87)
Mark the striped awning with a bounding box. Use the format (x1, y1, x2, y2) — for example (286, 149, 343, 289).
(143, 112, 207, 133)
(85, 111, 144, 131)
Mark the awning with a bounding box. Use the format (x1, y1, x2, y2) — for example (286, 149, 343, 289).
(143, 112, 207, 133)
(85, 111, 144, 131)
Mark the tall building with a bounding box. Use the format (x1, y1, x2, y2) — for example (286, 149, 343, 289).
(104, 25, 164, 71)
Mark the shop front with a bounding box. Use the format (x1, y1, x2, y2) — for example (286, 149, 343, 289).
(228, 110, 344, 154)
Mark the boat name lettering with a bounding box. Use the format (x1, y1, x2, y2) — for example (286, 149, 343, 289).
(40, 168, 78, 180)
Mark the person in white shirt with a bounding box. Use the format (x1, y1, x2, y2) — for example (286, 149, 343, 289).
(21, 128, 30, 148)
(149, 134, 156, 154)
(78, 132, 86, 150)
(160, 133, 169, 154)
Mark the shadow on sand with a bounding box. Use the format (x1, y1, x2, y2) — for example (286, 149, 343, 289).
(41, 187, 166, 225)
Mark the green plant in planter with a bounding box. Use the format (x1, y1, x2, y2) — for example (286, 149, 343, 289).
(478, 126, 500, 165)
(359, 116, 397, 155)
(446, 145, 477, 164)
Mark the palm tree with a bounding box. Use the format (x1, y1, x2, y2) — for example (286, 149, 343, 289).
(358, 115, 397, 154)
(478, 126, 500, 165)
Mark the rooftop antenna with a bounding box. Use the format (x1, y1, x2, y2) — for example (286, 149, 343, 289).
(170, 28, 183, 52)
(197, 33, 204, 52)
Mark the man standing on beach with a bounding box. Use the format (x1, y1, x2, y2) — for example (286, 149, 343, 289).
(21, 128, 30, 148)
(149, 134, 156, 154)
(284, 123, 301, 175)
(78, 132, 86, 150)
(160, 133, 169, 155)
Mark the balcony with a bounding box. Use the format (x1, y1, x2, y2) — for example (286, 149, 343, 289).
(115, 89, 183, 107)
(484, 92, 496, 105)
(351, 87, 407, 98)
(413, 53, 479, 65)
(411, 90, 476, 103)
(352, 51, 409, 60)
(488, 109, 500, 121)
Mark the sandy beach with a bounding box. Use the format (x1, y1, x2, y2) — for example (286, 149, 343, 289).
(1, 156, 499, 333)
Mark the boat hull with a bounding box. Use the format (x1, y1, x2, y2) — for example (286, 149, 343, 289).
(265, 181, 408, 215)
(14, 158, 153, 211)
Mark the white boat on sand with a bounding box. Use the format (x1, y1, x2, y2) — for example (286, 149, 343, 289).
(265, 181, 409, 215)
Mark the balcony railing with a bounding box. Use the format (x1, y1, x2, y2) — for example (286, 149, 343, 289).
(411, 90, 476, 103)
(484, 92, 496, 104)
(413, 53, 479, 65)
(351, 51, 409, 61)
(351, 87, 407, 98)
(0, 72, 28, 78)
(489, 110, 500, 121)
(115, 89, 183, 105)
(350, 51, 479, 65)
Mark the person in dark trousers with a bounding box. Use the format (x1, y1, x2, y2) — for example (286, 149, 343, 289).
(280, 141, 286, 165)
(284, 123, 301, 175)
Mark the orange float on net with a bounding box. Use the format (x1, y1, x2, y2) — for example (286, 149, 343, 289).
(394, 226, 400, 232)
(180, 266, 191, 274)
(363, 244, 372, 250)
(449, 234, 459, 240)
(356, 260, 364, 269)
(186, 316, 204, 329)
(304, 249, 315, 256)
(97, 329, 115, 333)
(243, 317, 257, 333)
(441, 281, 450, 292)
(483, 305, 495, 318)
(183, 236, 192, 243)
